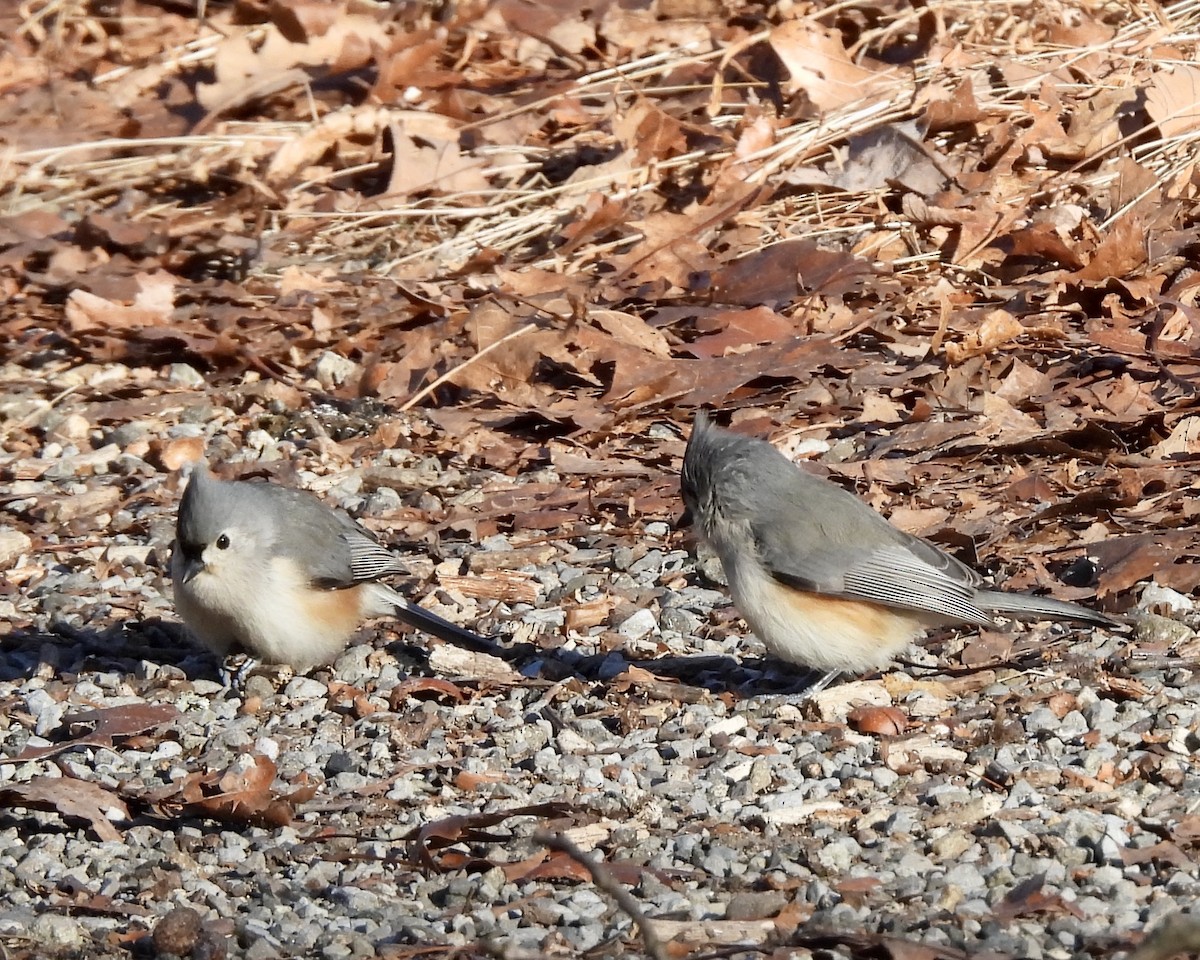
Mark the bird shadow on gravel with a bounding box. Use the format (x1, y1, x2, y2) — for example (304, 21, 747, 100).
(433, 632, 830, 700)
(1, 619, 224, 684)
(4, 618, 829, 702)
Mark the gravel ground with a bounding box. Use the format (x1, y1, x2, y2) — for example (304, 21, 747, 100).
(2, 367, 1199, 960)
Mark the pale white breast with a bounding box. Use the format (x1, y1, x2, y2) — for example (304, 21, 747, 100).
(710, 520, 927, 673)
(172, 553, 357, 670)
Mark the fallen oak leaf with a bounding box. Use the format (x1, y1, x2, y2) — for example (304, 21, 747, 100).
(407, 801, 574, 872)
(836, 876, 883, 907)
(1120, 841, 1192, 869)
(1171, 816, 1200, 845)
(991, 873, 1085, 921)
(389, 677, 469, 707)
(147, 754, 302, 828)
(506, 850, 652, 885)
(769, 20, 900, 111)
(15, 702, 180, 761)
(64, 288, 171, 333)
(708, 240, 878, 309)
(0, 775, 129, 842)
(46, 876, 150, 918)
(943, 310, 1067, 364)
(454, 769, 508, 791)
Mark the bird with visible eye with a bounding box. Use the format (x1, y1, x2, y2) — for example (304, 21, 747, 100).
(170, 464, 497, 676)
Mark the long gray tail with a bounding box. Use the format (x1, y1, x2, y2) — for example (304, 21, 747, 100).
(375, 584, 503, 654)
(977, 589, 1120, 628)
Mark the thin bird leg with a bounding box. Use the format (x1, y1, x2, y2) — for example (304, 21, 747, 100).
(803, 669, 843, 698)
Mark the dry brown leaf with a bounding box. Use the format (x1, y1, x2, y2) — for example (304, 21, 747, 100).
(689, 307, 795, 358)
(1120, 841, 1192, 869)
(992, 875, 1086, 921)
(406, 802, 573, 872)
(1150, 416, 1200, 458)
(769, 20, 900, 111)
(196, 18, 383, 115)
(164, 754, 297, 828)
(847, 705, 908, 736)
(15, 703, 180, 761)
(0, 776, 128, 842)
(1146, 64, 1200, 140)
(1072, 213, 1148, 283)
(64, 289, 172, 333)
(613, 101, 688, 164)
(710, 239, 877, 307)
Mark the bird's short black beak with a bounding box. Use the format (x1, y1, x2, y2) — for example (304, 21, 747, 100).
(180, 556, 204, 584)
(175, 544, 205, 584)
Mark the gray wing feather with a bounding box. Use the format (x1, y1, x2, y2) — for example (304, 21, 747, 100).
(342, 531, 408, 582)
(749, 475, 992, 622)
(259, 485, 404, 588)
(838, 546, 994, 624)
(764, 538, 995, 625)
(977, 589, 1119, 626)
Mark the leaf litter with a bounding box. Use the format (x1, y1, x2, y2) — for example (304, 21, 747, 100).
(4, 0, 1200, 957)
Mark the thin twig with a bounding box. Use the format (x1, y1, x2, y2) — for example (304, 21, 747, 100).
(400, 323, 537, 412)
(532, 830, 668, 960)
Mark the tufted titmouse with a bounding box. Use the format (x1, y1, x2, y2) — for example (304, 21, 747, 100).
(680, 412, 1117, 686)
(171, 465, 495, 672)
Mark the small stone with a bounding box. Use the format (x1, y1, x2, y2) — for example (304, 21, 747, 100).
(0, 528, 32, 567)
(1024, 707, 1060, 735)
(617, 608, 658, 640)
(659, 607, 699, 634)
(1133, 613, 1195, 647)
(1139, 583, 1194, 615)
(243, 674, 276, 702)
(30, 914, 86, 948)
(152, 905, 203, 955)
(38, 487, 120, 523)
(48, 412, 90, 441)
(363, 487, 402, 516)
(1167, 726, 1200, 756)
(168, 363, 206, 387)
(103, 543, 153, 564)
(284, 677, 328, 699)
(245, 939, 283, 960)
(611, 546, 636, 571)
(708, 715, 747, 738)
(315, 351, 358, 388)
(931, 830, 972, 859)
(726, 890, 788, 920)
(698, 553, 727, 586)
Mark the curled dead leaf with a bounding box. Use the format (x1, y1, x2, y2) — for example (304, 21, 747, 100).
(407, 802, 573, 873)
(847, 705, 908, 736)
(389, 677, 468, 708)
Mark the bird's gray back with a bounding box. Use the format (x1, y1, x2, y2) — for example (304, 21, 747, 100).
(249, 483, 405, 587)
(687, 415, 982, 598)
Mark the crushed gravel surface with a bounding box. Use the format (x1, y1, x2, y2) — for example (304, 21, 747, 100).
(2, 373, 1199, 960)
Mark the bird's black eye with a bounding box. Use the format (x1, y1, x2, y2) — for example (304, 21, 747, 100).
(215, 534, 231, 550)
